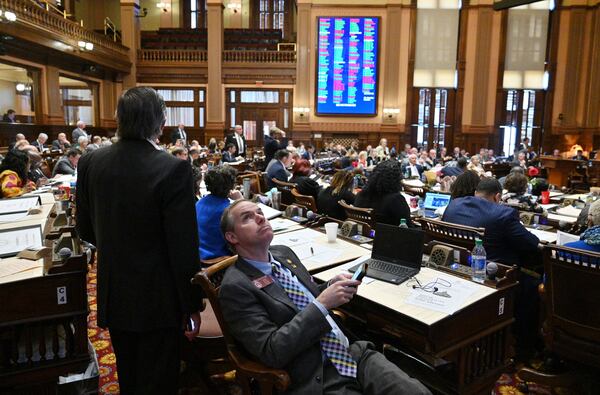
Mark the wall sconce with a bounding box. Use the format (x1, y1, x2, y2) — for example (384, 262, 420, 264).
(78, 41, 94, 51)
(293, 107, 310, 120)
(227, 2, 242, 13)
(16, 83, 31, 92)
(156, 2, 171, 12)
(0, 10, 17, 23)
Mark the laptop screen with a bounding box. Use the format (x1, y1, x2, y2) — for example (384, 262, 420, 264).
(371, 223, 424, 269)
(424, 193, 451, 211)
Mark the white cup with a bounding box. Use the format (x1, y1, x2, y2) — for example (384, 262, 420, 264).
(324, 222, 339, 242)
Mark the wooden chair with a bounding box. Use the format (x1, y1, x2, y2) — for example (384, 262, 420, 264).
(237, 172, 263, 196)
(517, 245, 600, 392)
(192, 256, 290, 395)
(338, 199, 376, 230)
(291, 188, 317, 212)
(271, 178, 296, 206)
(419, 217, 485, 251)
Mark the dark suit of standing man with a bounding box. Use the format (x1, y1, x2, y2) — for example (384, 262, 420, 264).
(76, 87, 203, 395)
(264, 127, 288, 165)
(219, 201, 430, 395)
(225, 124, 246, 158)
(171, 122, 188, 145)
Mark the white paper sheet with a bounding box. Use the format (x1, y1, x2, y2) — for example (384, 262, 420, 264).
(556, 206, 582, 218)
(0, 196, 40, 215)
(0, 225, 43, 257)
(556, 231, 580, 246)
(269, 217, 302, 233)
(548, 213, 577, 223)
(404, 274, 480, 314)
(528, 228, 557, 243)
(0, 212, 30, 222)
(257, 203, 283, 220)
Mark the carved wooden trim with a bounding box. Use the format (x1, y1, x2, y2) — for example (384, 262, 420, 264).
(223, 50, 296, 63)
(138, 49, 208, 63)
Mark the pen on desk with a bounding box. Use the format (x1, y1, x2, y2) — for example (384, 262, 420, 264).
(310, 246, 314, 255)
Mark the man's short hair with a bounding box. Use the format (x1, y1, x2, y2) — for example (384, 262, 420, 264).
(66, 148, 82, 157)
(220, 199, 250, 250)
(78, 136, 88, 144)
(76, 120, 85, 128)
(457, 157, 468, 169)
(116, 87, 166, 141)
(509, 166, 525, 175)
(225, 143, 235, 151)
(274, 149, 290, 161)
(171, 147, 186, 157)
(7, 109, 15, 115)
(476, 177, 502, 196)
(38, 133, 48, 140)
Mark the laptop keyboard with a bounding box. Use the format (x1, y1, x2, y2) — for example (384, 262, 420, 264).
(369, 259, 415, 277)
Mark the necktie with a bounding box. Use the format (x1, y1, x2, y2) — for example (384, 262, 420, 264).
(237, 134, 243, 153)
(270, 262, 357, 377)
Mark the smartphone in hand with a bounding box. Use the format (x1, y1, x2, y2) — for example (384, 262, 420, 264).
(351, 263, 368, 282)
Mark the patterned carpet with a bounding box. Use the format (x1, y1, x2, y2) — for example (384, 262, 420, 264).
(86, 266, 551, 395)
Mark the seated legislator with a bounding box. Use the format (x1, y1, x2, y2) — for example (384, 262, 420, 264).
(442, 177, 539, 266)
(266, 149, 291, 188)
(565, 199, 600, 253)
(501, 173, 543, 213)
(355, 160, 412, 227)
(318, 170, 355, 221)
(289, 159, 321, 201)
(0, 149, 36, 197)
(52, 148, 82, 177)
(401, 154, 424, 179)
(31, 133, 49, 153)
(52, 132, 71, 151)
(466, 154, 485, 177)
(196, 166, 242, 260)
(218, 200, 431, 395)
(221, 143, 238, 163)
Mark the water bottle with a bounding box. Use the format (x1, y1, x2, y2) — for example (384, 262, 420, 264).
(352, 175, 359, 190)
(471, 239, 486, 283)
(399, 218, 408, 228)
(417, 198, 424, 217)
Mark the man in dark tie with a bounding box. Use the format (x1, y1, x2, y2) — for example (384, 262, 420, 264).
(221, 143, 237, 163)
(31, 133, 48, 152)
(171, 122, 188, 145)
(72, 120, 88, 142)
(218, 200, 431, 395)
(225, 124, 246, 158)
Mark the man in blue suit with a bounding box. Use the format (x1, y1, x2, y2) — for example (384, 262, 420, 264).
(266, 149, 291, 188)
(442, 177, 539, 266)
(443, 177, 542, 358)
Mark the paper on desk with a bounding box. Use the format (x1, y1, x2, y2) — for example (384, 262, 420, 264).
(548, 213, 577, 223)
(292, 243, 341, 265)
(0, 212, 29, 222)
(556, 230, 580, 246)
(556, 205, 582, 217)
(272, 228, 321, 247)
(0, 196, 40, 215)
(528, 228, 557, 243)
(0, 258, 44, 280)
(269, 217, 302, 233)
(0, 226, 43, 257)
(405, 275, 480, 314)
(258, 203, 283, 220)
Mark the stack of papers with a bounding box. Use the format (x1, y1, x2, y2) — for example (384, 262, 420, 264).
(556, 205, 582, 218)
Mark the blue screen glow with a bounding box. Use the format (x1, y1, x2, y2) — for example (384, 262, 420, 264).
(316, 17, 379, 116)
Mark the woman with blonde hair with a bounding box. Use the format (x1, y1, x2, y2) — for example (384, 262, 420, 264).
(317, 170, 355, 220)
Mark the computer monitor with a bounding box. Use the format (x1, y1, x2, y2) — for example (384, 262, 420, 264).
(371, 223, 424, 269)
(423, 193, 451, 211)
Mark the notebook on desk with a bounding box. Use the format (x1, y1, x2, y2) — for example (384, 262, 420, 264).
(350, 223, 425, 285)
(423, 193, 451, 218)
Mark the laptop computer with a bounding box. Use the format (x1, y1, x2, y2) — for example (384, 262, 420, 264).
(423, 192, 451, 218)
(350, 223, 425, 285)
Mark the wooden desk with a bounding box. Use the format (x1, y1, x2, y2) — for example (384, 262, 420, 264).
(271, 228, 370, 273)
(314, 262, 517, 394)
(540, 156, 583, 188)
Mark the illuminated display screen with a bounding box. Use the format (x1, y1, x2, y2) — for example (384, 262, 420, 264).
(316, 17, 380, 116)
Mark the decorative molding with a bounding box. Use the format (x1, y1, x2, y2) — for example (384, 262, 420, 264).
(309, 122, 383, 132)
(223, 50, 296, 63)
(138, 49, 208, 63)
(461, 125, 496, 134)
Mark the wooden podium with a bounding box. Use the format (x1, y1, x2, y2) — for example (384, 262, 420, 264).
(540, 156, 583, 188)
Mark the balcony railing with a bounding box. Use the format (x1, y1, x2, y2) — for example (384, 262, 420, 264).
(223, 50, 296, 63)
(138, 49, 208, 62)
(0, 0, 129, 56)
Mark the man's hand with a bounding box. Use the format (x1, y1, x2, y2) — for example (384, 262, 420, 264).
(229, 189, 243, 200)
(328, 272, 353, 285)
(184, 310, 202, 341)
(316, 279, 360, 310)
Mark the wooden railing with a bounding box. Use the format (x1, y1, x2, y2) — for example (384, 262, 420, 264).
(138, 49, 208, 62)
(223, 50, 296, 63)
(0, 0, 129, 55)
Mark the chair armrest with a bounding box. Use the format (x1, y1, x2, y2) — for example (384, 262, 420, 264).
(201, 256, 233, 266)
(228, 347, 290, 391)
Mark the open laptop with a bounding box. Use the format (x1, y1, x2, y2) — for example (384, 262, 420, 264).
(423, 192, 451, 218)
(350, 223, 424, 285)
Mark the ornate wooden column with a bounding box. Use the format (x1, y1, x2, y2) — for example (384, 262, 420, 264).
(120, 0, 140, 89)
(42, 65, 64, 125)
(205, 0, 225, 144)
(292, 1, 312, 140)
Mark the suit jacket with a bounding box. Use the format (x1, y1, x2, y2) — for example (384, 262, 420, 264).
(52, 140, 71, 151)
(266, 160, 288, 188)
(171, 128, 187, 144)
(302, 151, 314, 161)
(72, 128, 88, 143)
(442, 196, 539, 266)
(264, 135, 288, 164)
(401, 163, 424, 178)
(221, 151, 237, 163)
(52, 157, 76, 177)
(219, 246, 341, 395)
(31, 140, 47, 152)
(76, 139, 203, 331)
(225, 133, 246, 158)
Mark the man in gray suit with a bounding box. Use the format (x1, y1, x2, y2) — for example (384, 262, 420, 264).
(72, 120, 88, 142)
(219, 200, 430, 395)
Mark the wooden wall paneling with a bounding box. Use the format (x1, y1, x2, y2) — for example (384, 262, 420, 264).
(403, 1, 418, 147)
(583, 7, 600, 134)
(453, 1, 469, 150)
(541, 3, 561, 151)
(493, 9, 508, 154)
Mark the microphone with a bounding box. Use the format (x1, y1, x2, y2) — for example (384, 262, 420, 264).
(306, 210, 316, 219)
(58, 247, 72, 261)
(486, 262, 498, 281)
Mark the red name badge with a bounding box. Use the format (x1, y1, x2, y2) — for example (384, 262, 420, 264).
(253, 275, 274, 289)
